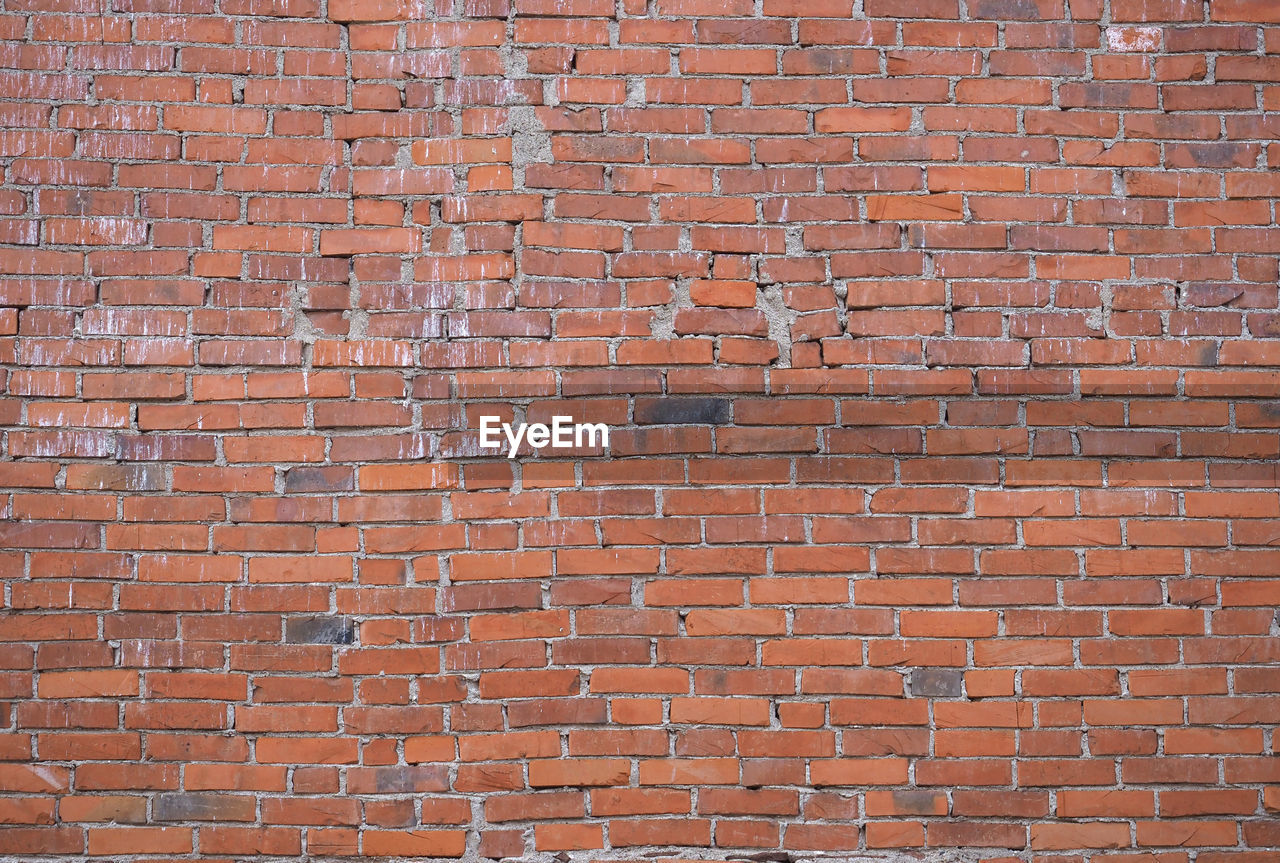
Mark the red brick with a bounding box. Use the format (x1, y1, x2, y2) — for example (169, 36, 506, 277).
(3, 2, 1278, 856)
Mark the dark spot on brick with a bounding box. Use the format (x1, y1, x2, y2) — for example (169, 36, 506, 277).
(154, 794, 255, 822)
(634, 397, 730, 425)
(361, 765, 450, 794)
(969, 0, 1041, 19)
(1173, 142, 1256, 169)
(1249, 313, 1280, 337)
(283, 465, 354, 493)
(1184, 284, 1246, 309)
(891, 789, 949, 815)
(116, 434, 217, 462)
(909, 668, 963, 698)
(793, 49, 861, 74)
(285, 616, 355, 645)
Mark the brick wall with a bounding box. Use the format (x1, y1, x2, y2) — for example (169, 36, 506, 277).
(3, 0, 1280, 858)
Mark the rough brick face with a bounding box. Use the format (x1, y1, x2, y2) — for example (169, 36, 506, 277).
(2, 0, 1280, 858)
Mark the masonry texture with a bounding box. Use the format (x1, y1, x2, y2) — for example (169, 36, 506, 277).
(2, 0, 1280, 859)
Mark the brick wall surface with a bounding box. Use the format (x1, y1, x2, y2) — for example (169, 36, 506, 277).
(2, 0, 1280, 859)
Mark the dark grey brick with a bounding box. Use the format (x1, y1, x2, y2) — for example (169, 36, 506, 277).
(909, 668, 963, 698)
(633, 397, 729, 425)
(283, 465, 354, 493)
(285, 615, 354, 645)
(154, 793, 255, 822)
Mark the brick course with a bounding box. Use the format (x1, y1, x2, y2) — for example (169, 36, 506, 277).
(2, 0, 1280, 858)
